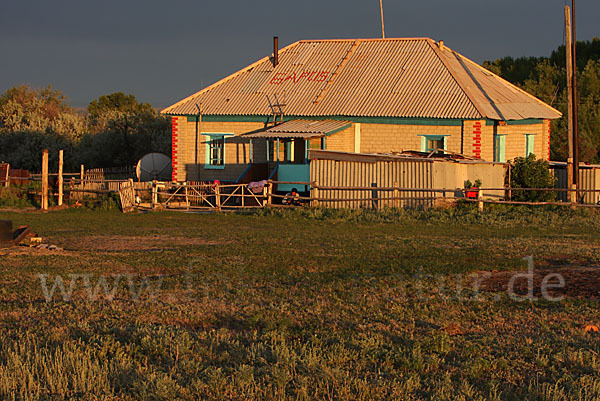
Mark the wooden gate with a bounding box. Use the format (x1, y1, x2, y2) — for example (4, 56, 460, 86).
(118, 181, 136, 213)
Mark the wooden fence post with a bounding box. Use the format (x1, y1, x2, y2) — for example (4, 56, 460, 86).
(3, 163, 9, 188)
(312, 181, 319, 207)
(371, 182, 379, 210)
(262, 184, 268, 207)
(477, 187, 484, 212)
(184, 182, 189, 210)
(58, 150, 64, 206)
(41, 149, 49, 210)
(151, 180, 157, 209)
(506, 164, 511, 201)
(80, 164, 84, 181)
(215, 183, 221, 210)
(393, 180, 399, 209)
(267, 183, 272, 206)
(128, 178, 134, 203)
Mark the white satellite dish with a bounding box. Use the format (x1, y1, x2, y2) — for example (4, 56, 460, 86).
(136, 153, 172, 181)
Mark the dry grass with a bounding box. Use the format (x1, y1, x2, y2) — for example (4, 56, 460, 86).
(0, 207, 598, 400)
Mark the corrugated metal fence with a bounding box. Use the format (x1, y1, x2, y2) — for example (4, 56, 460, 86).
(311, 158, 434, 209)
(309, 150, 507, 209)
(553, 165, 600, 204)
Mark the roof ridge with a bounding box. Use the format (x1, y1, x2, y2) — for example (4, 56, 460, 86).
(161, 40, 302, 115)
(298, 37, 432, 43)
(426, 39, 487, 118)
(454, 52, 563, 118)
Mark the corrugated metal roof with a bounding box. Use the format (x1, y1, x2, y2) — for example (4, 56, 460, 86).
(162, 38, 562, 121)
(245, 119, 351, 138)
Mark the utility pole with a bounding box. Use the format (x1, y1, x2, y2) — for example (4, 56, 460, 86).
(565, 6, 575, 203)
(379, 0, 385, 39)
(572, 0, 579, 201)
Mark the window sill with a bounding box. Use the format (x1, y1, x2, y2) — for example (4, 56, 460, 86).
(204, 165, 225, 170)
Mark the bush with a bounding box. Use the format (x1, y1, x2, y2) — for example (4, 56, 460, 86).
(508, 154, 557, 202)
(0, 187, 36, 208)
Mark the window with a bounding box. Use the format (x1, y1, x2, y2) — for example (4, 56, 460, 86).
(204, 133, 232, 169)
(420, 135, 448, 154)
(525, 134, 535, 157)
(208, 136, 224, 166)
(494, 134, 506, 162)
(266, 139, 290, 162)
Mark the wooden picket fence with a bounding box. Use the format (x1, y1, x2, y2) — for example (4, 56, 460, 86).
(126, 180, 600, 213)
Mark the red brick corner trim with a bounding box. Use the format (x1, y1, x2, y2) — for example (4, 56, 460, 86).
(171, 117, 179, 181)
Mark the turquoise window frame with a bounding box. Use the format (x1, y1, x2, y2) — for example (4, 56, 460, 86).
(203, 133, 233, 170)
(525, 134, 535, 157)
(494, 134, 506, 162)
(419, 134, 449, 153)
(305, 139, 309, 162)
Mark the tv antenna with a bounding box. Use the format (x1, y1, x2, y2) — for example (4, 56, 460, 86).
(266, 93, 286, 125)
(379, 0, 385, 38)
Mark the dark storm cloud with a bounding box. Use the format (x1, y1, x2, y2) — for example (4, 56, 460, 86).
(0, 0, 598, 107)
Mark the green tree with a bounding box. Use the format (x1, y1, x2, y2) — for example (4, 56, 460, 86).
(79, 93, 170, 168)
(87, 92, 154, 118)
(484, 37, 600, 163)
(482, 56, 543, 85)
(0, 85, 84, 139)
(509, 154, 556, 202)
(0, 85, 83, 172)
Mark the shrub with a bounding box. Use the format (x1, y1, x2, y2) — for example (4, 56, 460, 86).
(508, 154, 556, 202)
(0, 187, 36, 208)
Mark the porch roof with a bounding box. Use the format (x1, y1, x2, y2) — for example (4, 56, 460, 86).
(245, 119, 351, 139)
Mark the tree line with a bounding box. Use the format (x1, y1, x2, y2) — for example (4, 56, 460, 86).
(0, 87, 170, 172)
(483, 37, 600, 162)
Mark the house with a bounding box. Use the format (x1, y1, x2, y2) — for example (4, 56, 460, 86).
(161, 38, 562, 184)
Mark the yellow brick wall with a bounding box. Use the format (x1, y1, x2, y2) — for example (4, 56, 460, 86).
(461, 120, 488, 160)
(359, 123, 463, 154)
(324, 126, 355, 152)
(172, 118, 552, 182)
(461, 120, 550, 162)
(497, 122, 548, 161)
(480, 123, 494, 161)
(543, 119, 551, 160)
(175, 119, 266, 182)
(462, 120, 475, 157)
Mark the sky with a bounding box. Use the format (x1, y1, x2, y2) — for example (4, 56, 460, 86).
(1, 0, 598, 109)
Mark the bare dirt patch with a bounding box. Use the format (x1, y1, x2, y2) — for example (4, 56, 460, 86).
(477, 266, 600, 299)
(58, 235, 230, 252)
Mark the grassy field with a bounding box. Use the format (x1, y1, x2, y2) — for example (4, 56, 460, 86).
(0, 206, 599, 400)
